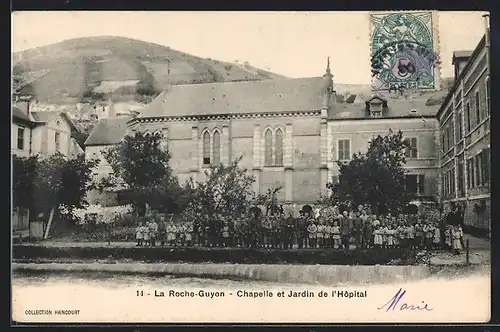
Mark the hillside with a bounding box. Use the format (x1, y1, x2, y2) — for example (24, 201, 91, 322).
(12, 36, 287, 104)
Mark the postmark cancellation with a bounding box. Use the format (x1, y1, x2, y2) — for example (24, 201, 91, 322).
(369, 11, 441, 93)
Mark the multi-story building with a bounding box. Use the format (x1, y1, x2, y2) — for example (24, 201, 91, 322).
(437, 31, 490, 233)
(85, 62, 441, 209)
(11, 98, 84, 239)
(12, 99, 84, 158)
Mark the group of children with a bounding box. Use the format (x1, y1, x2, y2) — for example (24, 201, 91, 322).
(135, 220, 194, 247)
(133, 207, 465, 254)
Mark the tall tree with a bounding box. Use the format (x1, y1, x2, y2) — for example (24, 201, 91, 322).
(102, 131, 181, 215)
(12, 153, 97, 237)
(327, 130, 411, 214)
(187, 156, 256, 229)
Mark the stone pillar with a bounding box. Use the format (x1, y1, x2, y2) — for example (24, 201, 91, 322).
(327, 122, 334, 184)
(320, 112, 328, 168)
(253, 124, 261, 194)
(222, 124, 230, 165)
(190, 126, 198, 183)
(320, 109, 328, 195)
(284, 123, 293, 168)
(161, 127, 169, 151)
(284, 123, 293, 203)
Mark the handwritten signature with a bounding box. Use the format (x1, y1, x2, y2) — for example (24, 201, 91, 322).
(378, 288, 433, 312)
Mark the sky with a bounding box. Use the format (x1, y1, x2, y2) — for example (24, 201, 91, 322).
(12, 11, 489, 84)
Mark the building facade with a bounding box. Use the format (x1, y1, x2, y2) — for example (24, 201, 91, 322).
(11, 99, 84, 239)
(437, 32, 491, 232)
(86, 64, 441, 207)
(12, 100, 83, 159)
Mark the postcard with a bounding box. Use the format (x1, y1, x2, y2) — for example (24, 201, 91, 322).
(11, 10, 491, 324)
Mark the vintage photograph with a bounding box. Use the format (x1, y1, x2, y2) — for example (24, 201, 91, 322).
(11, 11, 490, 323)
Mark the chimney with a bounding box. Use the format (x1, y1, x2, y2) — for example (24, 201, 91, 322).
(483, 14, 490, 47)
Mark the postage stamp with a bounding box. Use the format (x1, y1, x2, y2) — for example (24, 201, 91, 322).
(370, 11, 441, 92)
(11, 11, 490, 324)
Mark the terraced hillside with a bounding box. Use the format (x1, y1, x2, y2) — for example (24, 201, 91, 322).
(12, 36, 286, 104)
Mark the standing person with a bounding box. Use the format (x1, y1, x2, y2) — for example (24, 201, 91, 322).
(185, 222, 194, 246)
(307, 219, 317, 249)
(340, 211, 351, 250)
(332, 220, 341, 249)
(452, 225, 463, 255)
(296, 210, 307, 249)
(325, 220, 333, 248)
(143, 219, 151, 247)
(406, 220, 415, 249)
(136, 222, 144, 246)
(414, 218, 424, 249)
(316, 218, 324, 249)
(353, 212, 364, 249)
(423, 221, 433, 250)
(363, 218, 374, 249)
(166, 222, 174, 246)
(150, 217, 159, 247)
(158, 215, 167, 247)
(432, 221, 441, 249)
(373, 224, 382, 249)
(456, 204, 466, 249)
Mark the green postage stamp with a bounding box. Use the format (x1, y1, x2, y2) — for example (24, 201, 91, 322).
(370, 11, 441, 92)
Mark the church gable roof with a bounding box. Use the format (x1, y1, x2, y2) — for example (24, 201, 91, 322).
(137, 77, 328, 118)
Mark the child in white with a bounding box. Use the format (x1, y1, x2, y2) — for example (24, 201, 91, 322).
(373, 225, 383, 248)
(168, 222, 176, 246)
(397, 222, 406, 248)
(332, 221, 341, 249)
(178, 223, 186, 246)
(185, 222, 193, 246)
(307, 222, 317, 249)
(444, 226, 452, 248)
(325, 221, 332, 248)
(380, 223, 388, 248)
(143, 222, 151, 246)
(432, 222, 441, 249)
(386, 223, 394, 248)
(424, 222, 435, 249)
(316, 220, 324, 248)
(136, 222, 144, 246)
(406, 222, 415, 249)
(452, 225, 463, 255)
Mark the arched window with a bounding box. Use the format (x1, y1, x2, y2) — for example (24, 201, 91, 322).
(213, 130, 221, 165)
(203, 131, 211, 165)
(275, 128, 284, 166)
(264, 129, 273, 166)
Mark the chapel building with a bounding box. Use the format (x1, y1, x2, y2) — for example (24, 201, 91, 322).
(85, 62, 441, 206)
